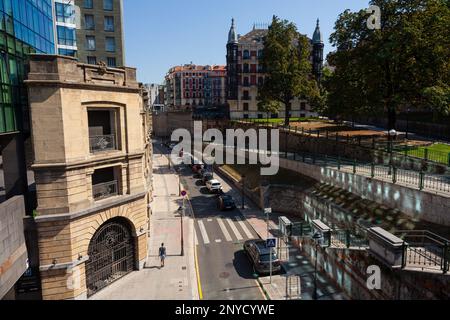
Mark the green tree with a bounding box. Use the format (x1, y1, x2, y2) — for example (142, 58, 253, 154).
(326, 0, 450, 129)
(258, 16, 322, 126)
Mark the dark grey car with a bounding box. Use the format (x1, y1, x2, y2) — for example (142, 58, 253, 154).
(243, 239, 281, 275)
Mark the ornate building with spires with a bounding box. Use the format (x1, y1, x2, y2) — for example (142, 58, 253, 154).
(226, 18, 324, 119)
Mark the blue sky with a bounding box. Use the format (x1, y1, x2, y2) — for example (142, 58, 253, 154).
(123, 0, 369, 84)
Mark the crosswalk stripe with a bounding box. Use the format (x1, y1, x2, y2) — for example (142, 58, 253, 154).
(217, 218, 233, 242)
(236, 216, 253, 238)
(198, 220, 210, 244)
(226, 218, 243, 241)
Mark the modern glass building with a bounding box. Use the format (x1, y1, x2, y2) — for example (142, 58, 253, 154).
(54, 0, 77, 57)
(0, 0, 55, 134)
(0, 0, 55, 204)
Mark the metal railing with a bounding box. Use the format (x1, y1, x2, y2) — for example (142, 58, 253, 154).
(238, 119, 450, 167)
(395, 230, 449, 274)
(278, 151, 450, 195)
(93, 181, 118, 201)
(89, 134, 117, 153)
(331, 229, 369, 249)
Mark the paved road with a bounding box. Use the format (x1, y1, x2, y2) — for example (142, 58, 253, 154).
(177, 163, 265, 300)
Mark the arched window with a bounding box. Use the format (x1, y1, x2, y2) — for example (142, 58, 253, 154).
(243, 50, 250, 59)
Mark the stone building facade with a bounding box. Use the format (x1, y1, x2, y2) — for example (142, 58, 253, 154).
(225, 19, 324, 119)
(165, 64, 227, 110)
(25, 55, 152, 300)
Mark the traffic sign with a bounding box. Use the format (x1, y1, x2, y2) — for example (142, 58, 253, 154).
(264, 208, 272, 215)
(266, 238, 276, 248)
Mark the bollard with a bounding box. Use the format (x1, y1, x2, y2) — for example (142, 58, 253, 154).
(338, 156, 341, 171)
(424, 148, 429, 161)
(346, 230, 351, 249)
(447, 153, 450, 167)
(371, 163, 375, 178)
(353, 159, 357, 174)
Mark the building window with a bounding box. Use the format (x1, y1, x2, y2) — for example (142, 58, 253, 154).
(243, 64, 249, 73)
(243, 103, 249, 111)
(105, 37, 116, 52)
(92, 167, 119, 201)
(87, 56, 97, 65)
(57, 26, 76, 46)
(258, 64, 264, 73)
(85, 14, 95, 30)
(84, 0, 94, 9)
(258, 114, 263, 119)
(104, 16, 114, 32)
(55, 2, 76, 24)
(107, 57, 116, 67)
(258, 50, 264, 59)
(88, 109, 119, 154)
(243, 50, 250, 59)
(103, 0, 113, 11)
(243, 114, 249, 119)
(86, 36, 96, 50)
(300, 102, 306, 110)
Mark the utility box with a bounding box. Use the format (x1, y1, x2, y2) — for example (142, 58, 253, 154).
(367, 227, 407, 268)
(312, 220, 332, 247)
(279, 216, 293, 238)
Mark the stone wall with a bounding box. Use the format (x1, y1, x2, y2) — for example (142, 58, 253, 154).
(152, 111, 193, 138)
(0, 196, 28, 299)
(217, 166, 450, 299)
(36, 194, 149, 300)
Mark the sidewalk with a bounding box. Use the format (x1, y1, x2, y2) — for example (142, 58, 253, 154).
(90, 146, 198, 300)
(215, 169, 347, 301)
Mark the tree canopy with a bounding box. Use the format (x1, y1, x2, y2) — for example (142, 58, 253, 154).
(258, 16, 322, 126)
(325, 0, 450, 129)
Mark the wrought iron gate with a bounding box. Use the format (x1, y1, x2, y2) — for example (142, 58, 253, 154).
(86, 220, 135, 297)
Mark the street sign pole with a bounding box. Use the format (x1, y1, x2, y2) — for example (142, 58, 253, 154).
(270, 247, 273, 284)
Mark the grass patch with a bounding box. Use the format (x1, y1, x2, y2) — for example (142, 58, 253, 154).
(400, 143, 450, 164)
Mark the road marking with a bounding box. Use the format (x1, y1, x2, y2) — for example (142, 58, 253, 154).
(194, 243, 203, 300)
(236, 216, 253, 238)
(194, 229, 199, 246)
(215, 239, 222, 243)
(226, 218, 243, 241)
(217, 218, 233, 242)
(198, 220, 210, 244)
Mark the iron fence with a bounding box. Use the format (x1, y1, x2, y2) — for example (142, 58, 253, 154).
(89, 134, 117, 153)
(278, 149, 450, 195)
(239, 119, 450, 167)
(395, 230, 449, 274)
(93, 180, 119, 201)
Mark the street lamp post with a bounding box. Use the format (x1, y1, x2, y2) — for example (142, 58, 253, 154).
(241, 174, 246, 210)
(312, 232, 323, 301)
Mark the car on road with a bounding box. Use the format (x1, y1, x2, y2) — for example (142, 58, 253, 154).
(217, 195, 236, 211)
(192, 164, 204, 174)
(206, 179, 222, 193)
(202, 172, 214, 183)
(243, 239, 282, 275)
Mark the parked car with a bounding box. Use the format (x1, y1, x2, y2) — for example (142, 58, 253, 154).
(202, 172, 214, 183)
(192, 164, 204, 174)
(217, 195, 236, 211)
(243, 239, 281, 275)
(206, 179, 222, 193)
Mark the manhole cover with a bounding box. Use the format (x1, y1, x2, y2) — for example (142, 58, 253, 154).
(225, 263, 233, 269)
(219, 272, 230, 279)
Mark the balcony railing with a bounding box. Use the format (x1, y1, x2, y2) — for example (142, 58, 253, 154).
(93, 181, 118, 201)
(89, 134, 117, 153)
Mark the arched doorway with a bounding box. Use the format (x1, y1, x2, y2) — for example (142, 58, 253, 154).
(86, 218, 135, 297)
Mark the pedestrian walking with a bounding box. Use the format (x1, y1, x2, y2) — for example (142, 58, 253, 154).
(159, 243, 167, 268)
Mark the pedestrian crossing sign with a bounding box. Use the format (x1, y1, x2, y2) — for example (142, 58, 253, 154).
(266, 238, 276, 248)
